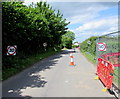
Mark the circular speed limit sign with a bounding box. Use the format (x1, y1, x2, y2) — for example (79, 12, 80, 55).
(97, 43, 106, 51)
(7, 45, 17, 55)
(43, 43, 47, 47)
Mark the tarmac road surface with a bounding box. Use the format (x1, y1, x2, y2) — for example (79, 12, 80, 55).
(2, 49, 115, 97)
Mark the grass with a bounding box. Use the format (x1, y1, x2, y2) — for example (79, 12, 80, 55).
(2, 49, 61, 81)
(81, 51, 96, 65)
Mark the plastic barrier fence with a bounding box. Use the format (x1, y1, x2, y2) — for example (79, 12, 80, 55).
(97, 58, 114, 89)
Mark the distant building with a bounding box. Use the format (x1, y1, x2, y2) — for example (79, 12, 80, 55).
(73, 42, 80, 46)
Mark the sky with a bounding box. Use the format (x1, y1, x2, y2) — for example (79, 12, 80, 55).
(24, 0, 119, 43)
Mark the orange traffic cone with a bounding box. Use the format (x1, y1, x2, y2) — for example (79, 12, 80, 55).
(70, 52, 73, 58)
(69, 53, 75, 66)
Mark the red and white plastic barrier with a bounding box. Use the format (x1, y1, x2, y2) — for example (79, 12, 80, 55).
(97, 58, 114, 89)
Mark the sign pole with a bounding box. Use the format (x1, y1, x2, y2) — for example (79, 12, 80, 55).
(43, 42, 47, 51)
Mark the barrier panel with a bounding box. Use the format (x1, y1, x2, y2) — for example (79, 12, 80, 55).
(97, 58, 114, 89)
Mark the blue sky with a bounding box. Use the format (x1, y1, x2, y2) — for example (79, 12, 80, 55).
(24, 0, 118, 43)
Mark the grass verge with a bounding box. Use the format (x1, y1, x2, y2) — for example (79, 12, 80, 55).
(2, 49, 61, 81)
(80, 51, 96, 65)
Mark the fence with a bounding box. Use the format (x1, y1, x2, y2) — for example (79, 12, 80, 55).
(96, 31, 120, 89)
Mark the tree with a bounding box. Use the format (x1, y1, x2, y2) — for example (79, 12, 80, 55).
(61, 31, 75, 49)
(2, 1, 70, 68)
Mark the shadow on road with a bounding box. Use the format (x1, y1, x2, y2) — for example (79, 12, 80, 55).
(2, 50, 71, 98)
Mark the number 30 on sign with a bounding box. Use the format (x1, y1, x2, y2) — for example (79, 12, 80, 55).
(97, 43, 106, 51)
(7, 45, 17, 55)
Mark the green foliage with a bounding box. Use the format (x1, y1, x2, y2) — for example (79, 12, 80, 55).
(72, 45, 78, 48)
(80, 35, 120, 86)
(113, 67, 120, 86)
(80, 36, 97, 56)
(96, 36, 119, 58)
(61, 31, 75, 49)
(82, 52, 96, 64)
(2, 1, 69, 80)
(80, 36, 97, 64)
(2, 1, 69, 52)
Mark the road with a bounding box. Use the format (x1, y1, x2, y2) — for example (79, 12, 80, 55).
(2, 49, 115, 98)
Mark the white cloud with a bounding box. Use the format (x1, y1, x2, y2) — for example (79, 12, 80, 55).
(75, 16, 118, 33)
(72, 15, 118, 42)
(24, 2, 117, 26)
(76, 20, 105, 31)
(48, 2, 117, 25)
(68, 13, 98, 24)
(108, 27, 118, 32)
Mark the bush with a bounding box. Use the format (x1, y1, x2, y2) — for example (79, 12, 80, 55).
(80, 36, 97, 56)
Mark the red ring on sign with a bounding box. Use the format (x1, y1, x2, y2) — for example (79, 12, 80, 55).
(7, 45, 17, 55)
(97, 43, 106, 51)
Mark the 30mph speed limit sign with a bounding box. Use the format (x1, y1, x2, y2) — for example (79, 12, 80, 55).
(97, 43, 106, 51)
(43, 43, 47, 47)
(7, 45, 17, 55)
